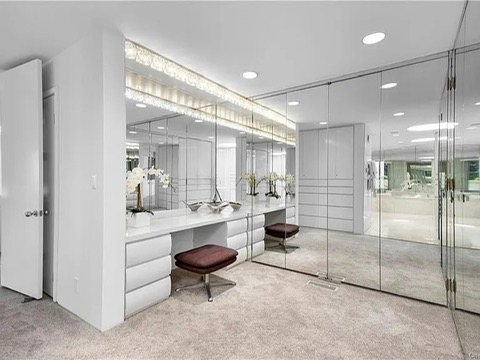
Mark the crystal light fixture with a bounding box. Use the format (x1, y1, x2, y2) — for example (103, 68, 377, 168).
(125, 40, 296, 132)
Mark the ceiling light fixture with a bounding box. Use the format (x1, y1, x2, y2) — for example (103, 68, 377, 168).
(419, 156, 434, 160)
(125, 41, 295, 132)
(136, 103, 147, 108)
(411, 136, 447, 143)
(398, 141, 404, 144)
(125, 88, 296, 146)
(157, 126, 165, 130)
(319, 122, 328, 125)
(208, 136, 215, 139)
(242, 71, 258, 79)
(194, 119, 203, 123)
(393, 112, 405, 117)
(239, 131, 245, 135)
(391, 132, 399, 137)
(288, 101, 300, 106)
(407, 123, 458, 131)
(466, 126, 477, 130)
(362, 32, 386, 45)
(129, 130, 137, 134)
(258, 137, 264, 139)
(381, 83, 397, 89)
(475, 101, 480, 106)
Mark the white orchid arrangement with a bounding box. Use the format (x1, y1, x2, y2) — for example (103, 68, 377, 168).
(264, 171, 281, 199)
(126, 166, 173, 214)
(285, 173, 295, 195)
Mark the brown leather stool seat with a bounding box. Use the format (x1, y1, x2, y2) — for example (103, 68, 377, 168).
(265, 223, 300, 252)
(174, 244, 238, 302)
(265, 223, 300, 238)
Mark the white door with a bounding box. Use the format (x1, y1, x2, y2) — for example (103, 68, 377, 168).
(0, 59, 44, 299)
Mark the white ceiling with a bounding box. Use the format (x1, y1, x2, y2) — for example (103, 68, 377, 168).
(2, 1, 479, 161)
(0, 1, 471, 97)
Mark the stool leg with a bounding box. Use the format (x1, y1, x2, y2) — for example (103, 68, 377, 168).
(204, 274, 213, 302)
(175, 277, 205, 292)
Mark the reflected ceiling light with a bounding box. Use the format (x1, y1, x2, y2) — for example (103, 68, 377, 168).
(159, 141, 164, 145)
(411, 137, 435, 143)
(398, 141, 404, 144)
(242, 71, 258, 79)
(208, 136, 214, 139)
(362, 32, 386, 45)
(194, 119, 203, 123)
(407, 123, 458, 131)
(218, 143, 236, 148)
(419, 156, 434, 160)
(411, 136, 447, 143)
(288, 101, 300, 106)
(129, 130, 137, 134)
(273, 152, 287, 156)
(239, 131, 245, 134)
(135, 103, 147, 108)
(466, 126, 477, 130)
(393, 112, 405, 117)
(391, 131, 399, 137)
(319, 122, 328, 125)
(258, 136, 264, 139)
(381, 83, 397, 89)
(125, 41, 295, 131)
(125, 88, 296, 146)
(475, 101, 480, 106)
(157, 126, 165, 130)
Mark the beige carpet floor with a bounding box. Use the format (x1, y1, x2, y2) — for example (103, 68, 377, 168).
(0, 261, 465, 360)
(255, 227, 449, 305)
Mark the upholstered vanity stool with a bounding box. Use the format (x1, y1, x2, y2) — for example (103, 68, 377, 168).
(174, 244, 238, 302)
(265, 223, 300, 252)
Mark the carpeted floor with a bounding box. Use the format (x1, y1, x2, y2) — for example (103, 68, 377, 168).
(0, 261, 465, 360)
(255, 227, 448, 305)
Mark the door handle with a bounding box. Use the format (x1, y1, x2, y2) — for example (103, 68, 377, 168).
(43, 210, 50, 216)
(25, 210, 39, 217)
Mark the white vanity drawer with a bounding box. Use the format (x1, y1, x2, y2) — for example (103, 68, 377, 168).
(126, 255, 171, 292)
(226, 218, 247, 237)
(126, 234, 171, 268)
(227, 232, 247, 250)
(247, 214, 265, 230)
(125, 276, 171, 317)
(247, 228, 265, 244)
(247, 241, 265, 259)
(328, 218, 354, 232)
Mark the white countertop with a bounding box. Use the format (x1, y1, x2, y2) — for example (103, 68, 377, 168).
(125, 201, 295, 243)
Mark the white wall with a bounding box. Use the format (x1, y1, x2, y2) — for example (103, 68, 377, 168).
(42, 29, 126, 331)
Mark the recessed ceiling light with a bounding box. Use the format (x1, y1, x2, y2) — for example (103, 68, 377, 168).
(393, 112, 405, 117)
(466, 126, 477, 130)
(411, 137, 435, 143)
(398, 141, 404, 144)
(419, 156, 434, 160)
(277, 142, 282, 144)
(239, 131, 246, 135)
(391, 132, 399, 137)
(381, 83, 397, 89)
(135, 103, 147, 108)
(208, 136, 215, 139)
(475, 101, 480, 106)
(159, 141, 164, 145)
(157, 126, 165, 130)
(288, 101, 300, 106)
(319, 122, 328, 125)
(194, 119, 203, 123)
(242, 71, 258, 79)
(258, 136, 264, 139)
(407, 123, 458, 131)
(362, 32, 386, 45)
(129, 130, 137, 134)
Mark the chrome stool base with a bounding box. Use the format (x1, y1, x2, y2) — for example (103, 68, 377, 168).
(175, 273, 236, 302)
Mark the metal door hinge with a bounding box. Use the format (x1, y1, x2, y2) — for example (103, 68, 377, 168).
(445, 278, 457, 293)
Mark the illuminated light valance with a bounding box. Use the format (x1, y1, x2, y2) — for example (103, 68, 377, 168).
(125, 40, 296, 131)
(126, 88, 295, 146)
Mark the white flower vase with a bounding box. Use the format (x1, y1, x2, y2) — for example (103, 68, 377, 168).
(128, 212, 151, 228)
